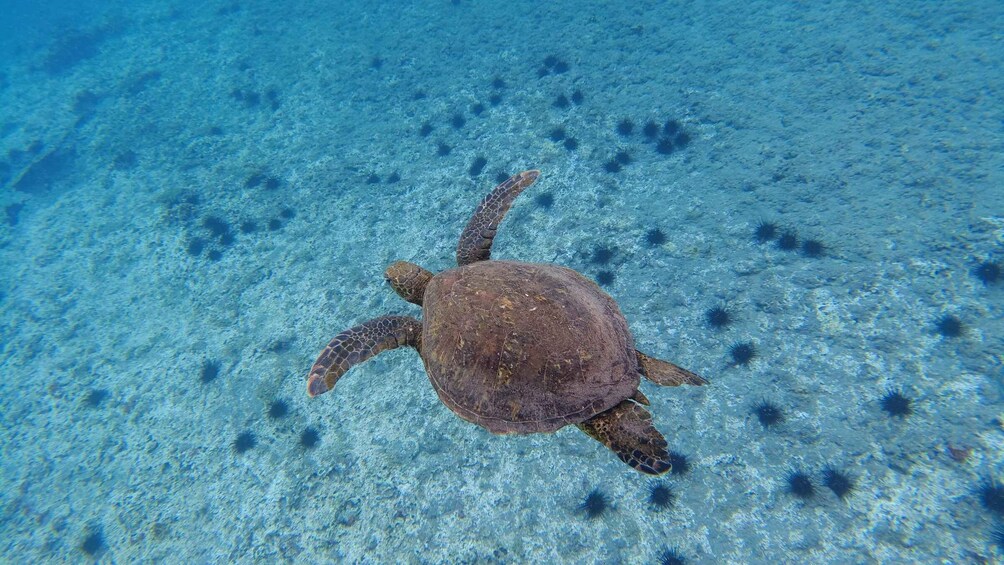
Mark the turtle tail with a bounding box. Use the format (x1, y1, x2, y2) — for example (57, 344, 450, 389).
(307, 316, 422, 397)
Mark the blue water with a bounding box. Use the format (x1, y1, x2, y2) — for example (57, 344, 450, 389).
(1, 1, 1002, 562)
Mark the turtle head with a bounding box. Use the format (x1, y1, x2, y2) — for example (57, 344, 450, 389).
(385, 261, 433, 306)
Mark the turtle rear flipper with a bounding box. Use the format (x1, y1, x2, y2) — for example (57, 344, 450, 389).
(307, 316, 422, 397)
(577, 400, 671, 475)
(456, 170, 540, 266)
(637, 351, 708, 387)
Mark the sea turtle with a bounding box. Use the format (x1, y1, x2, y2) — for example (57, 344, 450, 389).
(306, 170, 707, 474)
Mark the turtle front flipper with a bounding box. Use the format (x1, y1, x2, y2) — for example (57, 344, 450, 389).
(577, 400, 671, 475)
(637, 351, 708, 387)
(456, 170, 540, 266)
(307, 315, 422, 397)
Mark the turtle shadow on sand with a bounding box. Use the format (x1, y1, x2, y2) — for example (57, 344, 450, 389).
(306, 170, 707, 475)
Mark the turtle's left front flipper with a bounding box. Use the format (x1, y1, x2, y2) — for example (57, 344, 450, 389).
(307, 315, 422, 397)
(577, 400, 671, 475)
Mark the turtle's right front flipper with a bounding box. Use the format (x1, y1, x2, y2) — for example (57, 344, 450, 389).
(307, 315, 422, 397)
(456, 170, 540, 266)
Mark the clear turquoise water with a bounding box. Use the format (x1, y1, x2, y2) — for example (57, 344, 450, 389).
(1, 1, 1002, 562)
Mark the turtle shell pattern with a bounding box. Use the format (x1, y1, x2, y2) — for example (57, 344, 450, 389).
(421, 259, 640, 434)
